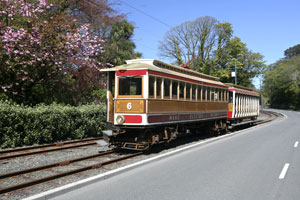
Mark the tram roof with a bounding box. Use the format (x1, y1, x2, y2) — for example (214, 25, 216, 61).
(101, 59, 227, 87)
(225, 83, 260, 96)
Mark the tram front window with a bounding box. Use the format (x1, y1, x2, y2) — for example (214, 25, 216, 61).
(119, 77, 142, 96)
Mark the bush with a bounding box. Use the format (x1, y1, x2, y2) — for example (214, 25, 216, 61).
(0, 101, 107, 148)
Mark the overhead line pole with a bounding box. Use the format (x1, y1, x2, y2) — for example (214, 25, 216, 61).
(235, 59, 237, 85)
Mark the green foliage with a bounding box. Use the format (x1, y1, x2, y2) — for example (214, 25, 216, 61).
(263, 56, 300, 109)
(209, 36, 266, 87)
(0, 102, 107, 148)
(284, 44, 300, 59)
(104, 19, 142, 66)
(91, 88, 107, 103)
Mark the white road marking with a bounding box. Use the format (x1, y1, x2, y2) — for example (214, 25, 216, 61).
(294, 141, 299, 148)
(279, 163, 290, 179)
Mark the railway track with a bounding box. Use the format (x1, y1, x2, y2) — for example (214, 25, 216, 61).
(229, 110, 283, 130)
(0, 149, 141, 195)
(0, 137, 102, 160)
(0, 111, 282, 198)
(256, 110, 284, 125)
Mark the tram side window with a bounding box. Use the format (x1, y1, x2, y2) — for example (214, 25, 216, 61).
(156, 77, 162, 98)
(229, 91, 233, 103)
(186, 83, 191, 100)
(179, 82, 184, 99)
(192, 85, 196, 100)
(207, 87, 211, 101)
(197, 86, 201, 101)
(227, 91, 229, 102)
(214, 88, 218, 101)
(202, 86, 206, 101)
(164, 79, 170, 99)
(211, 88, 215, 101)
(172, 81, 178, 99)
(219, 89, 222, 101)
(149, 76, 155, 98)
(119, 77, 142, 96)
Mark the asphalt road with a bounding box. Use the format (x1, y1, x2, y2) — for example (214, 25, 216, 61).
(51, 110, 300, 200)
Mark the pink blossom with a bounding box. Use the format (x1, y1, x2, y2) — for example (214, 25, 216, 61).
(1, 0, 106, 97)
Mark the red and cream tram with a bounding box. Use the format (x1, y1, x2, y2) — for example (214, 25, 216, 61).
(101, 59, 259, 150)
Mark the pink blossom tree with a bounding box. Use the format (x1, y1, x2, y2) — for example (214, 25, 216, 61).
(0, 0, 105, 104)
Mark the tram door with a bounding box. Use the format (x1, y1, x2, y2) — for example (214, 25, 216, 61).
(107, 72, 115, 123)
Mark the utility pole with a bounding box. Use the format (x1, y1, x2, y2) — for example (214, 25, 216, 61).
(231, 59, 238, 85)
(234, 59, 237, 85)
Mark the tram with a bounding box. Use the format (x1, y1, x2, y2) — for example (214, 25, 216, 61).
(100, 59, 259, 150)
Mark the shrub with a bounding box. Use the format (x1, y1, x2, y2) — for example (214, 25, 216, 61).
(0, 101, 106, 148)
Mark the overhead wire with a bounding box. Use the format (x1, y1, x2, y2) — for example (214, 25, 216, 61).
(118, 0, 172, 55)
(118, 0, 172, 28)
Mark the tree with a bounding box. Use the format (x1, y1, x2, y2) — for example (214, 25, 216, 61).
(214, 23, 233, 66)
(158, 16, 219, 72)
(65, 0, 125, 38)
(284, 44, 300, 59)
(103, 19, 142, 66)
(263, 56, 300, 109)
(159, 16, 265, 87)
(213, 36, 265, 87)
(0, 0, 105, 105)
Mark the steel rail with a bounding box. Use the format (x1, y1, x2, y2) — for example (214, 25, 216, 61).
(0, 141, 99, 160)
(0, 152, 142, 195)
(0, 137, 103, 154)
(0, 150, 115, 180)
(255, 110, 283, 125)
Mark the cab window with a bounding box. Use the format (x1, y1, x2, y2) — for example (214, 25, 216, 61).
(119, 77, 142, 96)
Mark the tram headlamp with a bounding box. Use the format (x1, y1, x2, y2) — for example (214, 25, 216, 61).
(116, 115, 125, 125)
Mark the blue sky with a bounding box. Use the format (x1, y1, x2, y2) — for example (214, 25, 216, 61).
(116, 0, 300, 65)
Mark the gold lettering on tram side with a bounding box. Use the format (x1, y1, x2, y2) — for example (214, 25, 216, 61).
(116, 100, 145, 113)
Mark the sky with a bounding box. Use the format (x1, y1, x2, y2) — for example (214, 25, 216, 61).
(115, 0, 300, 87)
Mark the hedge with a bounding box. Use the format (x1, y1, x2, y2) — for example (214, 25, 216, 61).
(0, 101, 107, 148)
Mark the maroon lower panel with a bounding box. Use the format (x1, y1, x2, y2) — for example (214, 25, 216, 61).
(148, 112, 227, 123)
